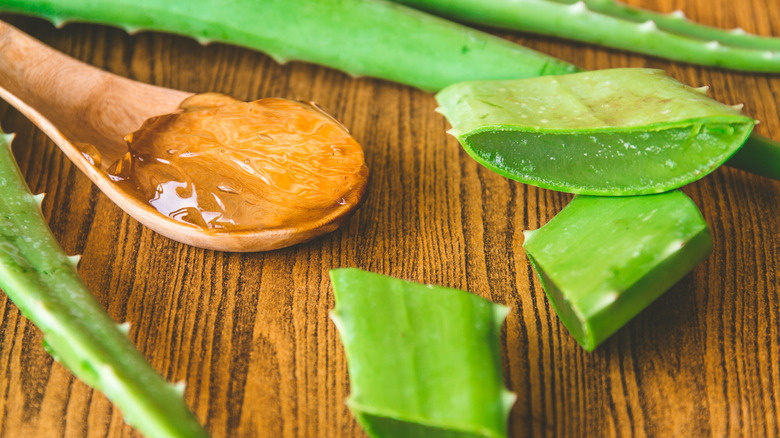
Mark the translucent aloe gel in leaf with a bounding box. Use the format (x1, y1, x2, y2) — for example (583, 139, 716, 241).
(436, 68, 755, 195)
(523, 191, 712, 351)
(330, 268, 515, 438)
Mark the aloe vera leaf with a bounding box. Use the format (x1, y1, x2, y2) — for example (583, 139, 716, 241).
(0, 0, 577, 92)
(436, 68, 755, 195)
(3, 0, 776, 179)
(393, 0, 780, 73)
(330, 268, 515, 438)
(555, 0, 780, 51)
(0, 131, 209, 437)
(523, 191, 712, 351)
(726, 133, 780, 181)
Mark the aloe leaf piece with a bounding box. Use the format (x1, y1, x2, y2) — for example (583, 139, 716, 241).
(394, 0, 780, 73)
(523, 191, 712, 351)
(0, 0, 577, 92)
(330, 268, 515, 438)
(0, 131, 209, 437)
(436, 68, 756, 195)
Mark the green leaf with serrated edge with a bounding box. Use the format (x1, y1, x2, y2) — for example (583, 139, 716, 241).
(436, 68, 755, 195)
(330, 268, 515, 438)
(393, 0, 780, 72)
(0, 131, 208, 437)
(0, 0, 576, 93)
(523, 191, 712, 351)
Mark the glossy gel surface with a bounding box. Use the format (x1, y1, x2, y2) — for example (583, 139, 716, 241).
(106, 93, 368, 232)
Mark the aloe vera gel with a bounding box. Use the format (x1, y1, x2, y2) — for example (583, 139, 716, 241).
(523, 191, 712, 351)
(437, 69, 754, 195)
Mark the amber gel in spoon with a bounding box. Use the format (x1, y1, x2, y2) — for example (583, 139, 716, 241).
(104, 93, 368, 234)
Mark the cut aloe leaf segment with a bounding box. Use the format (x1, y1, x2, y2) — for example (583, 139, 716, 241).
(436, 68, 755, 195)
(523, 191, 712, 351)
(330, 268, 515, 438)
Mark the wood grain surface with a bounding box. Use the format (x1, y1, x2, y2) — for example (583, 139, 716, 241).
(0, 0, 778, 436)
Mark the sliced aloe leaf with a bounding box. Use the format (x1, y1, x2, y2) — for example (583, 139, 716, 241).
(330, 268, 515, 438)
(436, 68, 755, 195)
(523, 191, 712, 351)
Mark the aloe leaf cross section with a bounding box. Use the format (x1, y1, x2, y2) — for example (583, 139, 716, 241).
(330, 268, 515, 438)
(523, 191, 712, 351)
(436, 68, 755, 195)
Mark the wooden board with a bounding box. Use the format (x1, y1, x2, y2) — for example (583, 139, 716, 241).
(0, 0, 778, 436)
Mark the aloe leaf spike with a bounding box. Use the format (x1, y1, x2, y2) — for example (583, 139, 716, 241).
(330, 268, 515, 437)
(523, 191, 713, 351)
(394, 0, 780, 73)
(0, 130, 209, 437)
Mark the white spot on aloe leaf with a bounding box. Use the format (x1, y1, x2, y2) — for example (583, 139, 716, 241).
(706, 41, 721, 50)
(731, 27, 747, 35)
(694, 86, 710, 95)
(117, 321, 131, 335)
(51, 17, 68, 28)
(173, 381, 187, 396)
(731, 104, 745, 112)
(639, 20, 658, 32)
(568, 1, 587, 14)
(67, 254, 81, 267)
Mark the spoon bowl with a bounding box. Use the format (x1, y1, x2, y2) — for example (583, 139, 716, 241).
(0, 20, 367, 252)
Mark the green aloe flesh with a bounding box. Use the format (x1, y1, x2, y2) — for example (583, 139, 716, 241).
(330, 268, 515, 438)
(395, 0, 780, 72)
(523, 191, 712, 351)
(0, 131, 209, 437)
(0, 0, 577, 92)
(436, 68, 756, 195)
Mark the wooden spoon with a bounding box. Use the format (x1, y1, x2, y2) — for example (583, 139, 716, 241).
(0, 20, 368, 252)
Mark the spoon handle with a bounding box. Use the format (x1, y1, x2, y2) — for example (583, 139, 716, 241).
(0, 20, 190, 161)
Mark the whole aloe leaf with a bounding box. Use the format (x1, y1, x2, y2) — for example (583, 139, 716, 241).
(553, 0, 780, 51)
(330, 268, 515, 438)
(523, 191, 712, 351)
(436, 68, 755, 195)
(0, 0, 577, 92)
(0, 131, 209, 437)
(394, 0, 780, 72)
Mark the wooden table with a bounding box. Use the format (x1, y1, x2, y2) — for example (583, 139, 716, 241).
(0, 1, 777, 436)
